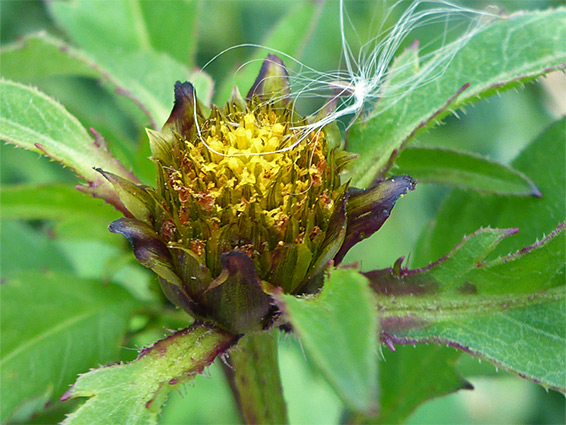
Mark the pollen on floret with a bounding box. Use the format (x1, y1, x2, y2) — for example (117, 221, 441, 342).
(157, 99, 341, 277)
(173, 110, 326, 215)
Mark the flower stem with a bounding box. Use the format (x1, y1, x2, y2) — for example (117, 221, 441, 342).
(226, 329, 288, 424)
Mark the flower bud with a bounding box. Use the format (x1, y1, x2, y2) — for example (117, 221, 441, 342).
(103, 55, 415, 334)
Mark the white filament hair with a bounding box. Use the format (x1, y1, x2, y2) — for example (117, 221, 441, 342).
(192, 0, 499, 158)
(290, 0, 499, 131)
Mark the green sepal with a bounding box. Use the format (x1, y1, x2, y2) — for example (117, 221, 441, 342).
(146, 128, 175, 165)
(228, 85, 246, 110)
(168, 242, 213, 296)
(108, 217, 182, 287)
(335, 175, 416, 263)
(162, 81, 202, 136)
(304, 186, 348, 289)
(158, 277, 206, 321)
(309, 94, 341, 150)
(268, 243, 313, 294)
(96, 169, 156, 222)
(324, 121, 343, 150)
(246, 54, 290, 108)
(334, 149, 360, 173)
(202, 250, 273, 334)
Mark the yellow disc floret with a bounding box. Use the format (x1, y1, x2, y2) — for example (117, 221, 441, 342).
(158, 102, 339, 277)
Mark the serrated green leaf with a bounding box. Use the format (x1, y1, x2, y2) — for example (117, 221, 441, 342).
(416, 117, 566, 266)
(373, 226, 564, 302)
(277, 268, 379, 414)
(0, 184, 119, 221)
(48, 0, 212, 123)
(414, 228, 519, 291)
(348, 9, 566, 187)
(397, 299, 566, 393)
(35, 77, 148, 182)
(0, 33, 213, 128)
(0, 80, 128, 180)
(464, 228, 565, 295)
(0, 34, 99, 80)
(0, 79, 136, 209)
(63, 324, 236, 425)
(0, 271, 138, 422)
(215, 1, 323, 103)
(393, 147, 540, 196)
(369, 225, 565, 391)
(373, 345, 469, 424)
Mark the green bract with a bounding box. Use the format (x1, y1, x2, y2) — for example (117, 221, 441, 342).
(103, 55, 414, 334)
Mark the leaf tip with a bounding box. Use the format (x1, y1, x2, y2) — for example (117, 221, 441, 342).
(60, 387, 74, 402)
(530, 183, 543, 198)
(381, 332, 397, 352)
(461, 380, 474, 391)
(503, 227, 520, 237)
(89, 127, 108, 150)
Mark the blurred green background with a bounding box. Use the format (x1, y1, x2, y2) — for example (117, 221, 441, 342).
(1, 0, 564, 424)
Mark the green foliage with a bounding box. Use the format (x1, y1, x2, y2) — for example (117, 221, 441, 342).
(400, 299, 565, 390)
(1, 1, 565, 423)
(371, 225, 565, 391)
(48, 0, 211, 125)
(0, 80, 134, 206)
(278, 269, 379, 415)
(1, 34, 99, 81)
(393, 147, 540, 196)
(376, 345, 469, 424)
(0, 80, 125, 180)
(0, 33, 213, 129)
(1, 221, 73, 275)
(348, 9, 566, 187)
(0, 271, 138, 423)
(62, 325, 236, 425)
(45, 0, 199, 68)
(48, 0, 156, 56)
(0, 184, 119, 221)
(417, 117, 566, 265)
(138, 1, 199, 65)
